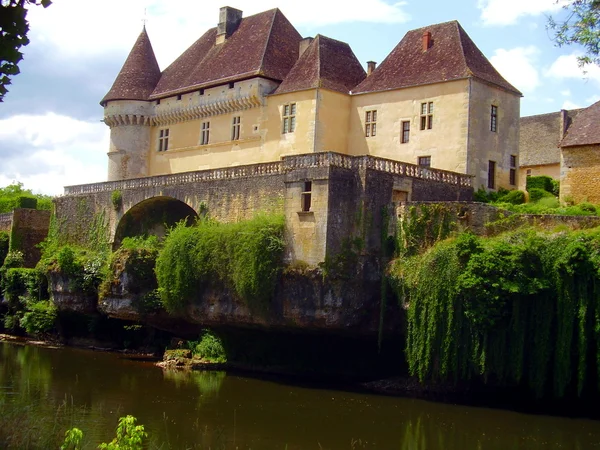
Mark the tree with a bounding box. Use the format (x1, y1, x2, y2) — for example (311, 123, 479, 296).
(548, 0, 600, 67)
(0, 0, 51, 102)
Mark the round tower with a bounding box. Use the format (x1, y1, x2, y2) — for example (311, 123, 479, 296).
(100, 27, 161, 181)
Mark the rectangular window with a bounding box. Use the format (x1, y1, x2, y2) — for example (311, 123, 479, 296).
(282, 103, 296, 134)
(488, 160, 496, 189)
(491, 105, 498, 132)
(301, 181, 312, 212)
(365, 110, 377, 137)
(232, 116, 241, 141)
(509, 154, 516, 186)
(418, 156, 431, 168)
(158, 128, 169, 152)
(420, 102, 433, 130)
(401, 121, 410, 143)
(201, 121, 210, 145)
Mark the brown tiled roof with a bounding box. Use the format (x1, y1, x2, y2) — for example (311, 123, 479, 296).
(561, 101, 600, 147)
(273, 35, 366, 95)
(520, 109, 581, 166)
(352, 21, 521, 96)
(150, 9, 301, 98)
(101, 28, 161, 105)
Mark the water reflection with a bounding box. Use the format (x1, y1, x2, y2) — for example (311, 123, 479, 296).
(1, 341, 600, 449)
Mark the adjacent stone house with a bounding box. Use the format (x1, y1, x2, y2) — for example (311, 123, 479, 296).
(101, 6, 521, 192)
(560, 100, 600, 203)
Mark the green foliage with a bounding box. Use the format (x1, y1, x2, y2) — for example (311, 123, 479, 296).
(45, 244, 107, 293)
(3, 250, 23, 268)
(528, 187, 555, 202)
(497, 189, 526, 205)
(548, 0, 600, 68)
(111, 190, 122, 210)
(0, 182, 52, 213)
(398, 204, 456, 257)
(16, 195, 36, 209)
(473, 187, 510, 203)
(155, 214, 285, 313)
(393, 227, 600, 398)
(63, 416, 146, 450)
(551, 179, 561, 197)
(319, 236, 363, 279)
(0, 267, 45, 303)
(19, 300, 57, 335)
(189, 330, 227, 363)
(60, 427, 83, 450)
(526, 175, 555, 193)
(0, 231, 10, 266)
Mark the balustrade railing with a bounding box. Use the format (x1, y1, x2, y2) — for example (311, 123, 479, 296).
(64, 152, 472, 195)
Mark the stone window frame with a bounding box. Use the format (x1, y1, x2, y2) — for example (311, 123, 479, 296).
(365, 110, 377, 137)
(158, 128, 169, 152)
(420, 102, 433, 130)
(491, 105, 498, 132)
(401, 120, 410, 143)
(301, 180, 312, 212)
(418, 156, 431, 168)
(232, 116, 241, 141)
(509, 154, 517, 186)
(201, 121, 210, 145)
(282, 103, 296, 134)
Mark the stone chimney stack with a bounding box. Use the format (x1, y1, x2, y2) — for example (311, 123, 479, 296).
(216, 6, 243, 44)
(367, 61, 377, 76)
(299, 37, 314, 57)
(422, 31, 432, 51)
(560, 109, 570, 140)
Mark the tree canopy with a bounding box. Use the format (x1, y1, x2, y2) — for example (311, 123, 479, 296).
(0, 182, 52, 212)
(548, 0, 600, 67)
(0, 0, 51, 102)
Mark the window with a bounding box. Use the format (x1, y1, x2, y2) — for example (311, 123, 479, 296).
(526, 169, 532, 176)
(282, 103, 296, 133)
(401, 121, 410, 143)
(509, 154, 517, 186)
(365, 110, 377, 137)
(418, 156, 431, 168)
(488, 160, 496, 189)
(491, 105, 498, 132)
(228, 82, 235, 89)
(177, 94, 182, 101)
(420, 102, 433, 130)
(158, 129, 169, 152)
(199, 88, 205, 96)
(232, 116, 241, 141)
(201, 121, 210, 145)
(301, 181, 312, 212)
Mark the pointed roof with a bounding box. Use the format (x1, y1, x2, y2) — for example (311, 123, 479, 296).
(352, 21, 521, 96)
(561, 100, 600, 147)
(101, 28, 161, 106)
(150, 9, 302, 98)
(273, 35, 366, 95)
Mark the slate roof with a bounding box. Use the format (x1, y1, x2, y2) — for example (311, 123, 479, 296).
(149, 8, 302, 98)
(273, 35, 366, 95)
(520, 109, 581, 166)
(101, 27, 161, 105)
(561, 100, 600, 147)
(352, 21, 521, 96)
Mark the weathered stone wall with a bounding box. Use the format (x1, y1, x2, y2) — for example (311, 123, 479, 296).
(560, 144, 600, 204)
(0, 212, 12, 233)
(9, 209, 51, 267)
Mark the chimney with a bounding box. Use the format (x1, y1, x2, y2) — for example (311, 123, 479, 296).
(367, 61, 377, 76)
(422, 31, 432, 51)
(216, 6, 243, 44)
(560, 109, 570, 140)
(299, 37, 314, 58)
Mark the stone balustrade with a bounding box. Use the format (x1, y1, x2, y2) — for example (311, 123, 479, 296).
(64, 152, 473, 195)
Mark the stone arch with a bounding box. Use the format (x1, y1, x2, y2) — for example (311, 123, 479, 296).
(113, 196, 198, 249)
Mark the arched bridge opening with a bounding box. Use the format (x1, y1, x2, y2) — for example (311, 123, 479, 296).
(113, 196, 198, 249)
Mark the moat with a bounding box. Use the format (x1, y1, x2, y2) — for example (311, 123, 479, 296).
(1, 341, 600, 449)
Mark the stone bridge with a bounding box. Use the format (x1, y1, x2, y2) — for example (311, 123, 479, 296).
(56, 152, 473, 265)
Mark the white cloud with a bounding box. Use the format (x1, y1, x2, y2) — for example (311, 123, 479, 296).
(562, 100, 582, 110)
(0, 113, 107, 195)
(546, 53, 600, 84)
(586, 94, 600, 104)
(490, 46, 540, 93)
(478, 0, 565, 26)
(28, 0, 410, 68)
(561, 89, 571, 96)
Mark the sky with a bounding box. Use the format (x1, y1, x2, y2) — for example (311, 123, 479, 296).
(0, 0, 598, 195)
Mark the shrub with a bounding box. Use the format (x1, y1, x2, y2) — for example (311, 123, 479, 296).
(16, 196, 37, 209)
(190, 330, 227, 363)
(111, 190, 122, 210)
(20, 300, 57, 336)
(528, 188, 555, 202)
(497, 190, 526, 205)
(551, 179, 560, 197)
(46, 245, 107, 293)
(526, 175, 554, 193)
(3, 250, 24, 269)
(0, 268, 45, 303)
(0, 231, 8, 266)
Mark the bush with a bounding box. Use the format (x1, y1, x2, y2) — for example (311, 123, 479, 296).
(551, 179, 560, 197)
(111, 190, 122, 210)
(0, 231, 8, 266)
(497, 190, 526, 205)
(16, 196, 37, 209)
(20, 300, 57, 336)
(0, 268, 45, 303)
(526, 175, 555, 193)
(528, 188, 555, 202)
(190, 330, 227, 363)
(46, 245, 108, 293)
(3, 250, 24, 269)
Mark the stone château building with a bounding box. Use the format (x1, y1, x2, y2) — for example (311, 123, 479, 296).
(101, 6, 522, 192)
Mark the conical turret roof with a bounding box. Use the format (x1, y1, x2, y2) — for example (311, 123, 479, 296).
(101, 27, 161, 106)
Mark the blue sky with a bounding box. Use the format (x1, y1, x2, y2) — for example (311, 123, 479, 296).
(0, 0, 598, 194)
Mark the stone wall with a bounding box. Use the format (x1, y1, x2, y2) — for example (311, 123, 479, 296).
(560, 144, 600, 204)
(0, 212, 12, 233)
(9, 209, 51, 267)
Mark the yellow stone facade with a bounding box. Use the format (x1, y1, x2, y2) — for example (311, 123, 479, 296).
(560, 145, 600, 204)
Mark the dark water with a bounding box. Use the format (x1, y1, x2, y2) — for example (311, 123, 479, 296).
(1, 341, 600, 449)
